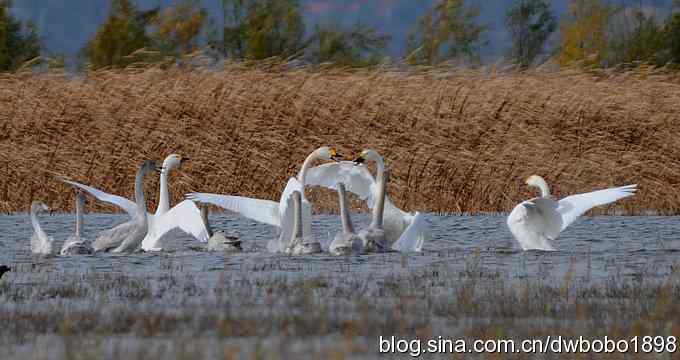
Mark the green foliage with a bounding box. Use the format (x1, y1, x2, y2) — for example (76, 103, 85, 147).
(405, 0, 485, 65)
(153, 0, 207, 57)
(222, 0, 305, 60)
(81, 0, 158, 69)
(663, 12, 680, 64)
(559, 0, 615, 67)
(505, 0, 557, 68)
(0, 0, 41, 71)
(308, 22, 390, 66)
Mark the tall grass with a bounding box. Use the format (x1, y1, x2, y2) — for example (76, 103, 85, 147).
(1, 64, 678, 214)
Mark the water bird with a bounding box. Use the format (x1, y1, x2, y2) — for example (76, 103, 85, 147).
(30, 201, 54, 255)
(188, 146, 341, 253)
(284, 190, 321, 255)
(305, 149, 429, 252)
(60, 189, 94, 255)
(201, 205, 242, 252)
(329, 183, 363, 256)
(0, 265, 9, 280)
(60, 154, 209, 251)
(507, 175, 637, 251)
(357, 169, 390, 252)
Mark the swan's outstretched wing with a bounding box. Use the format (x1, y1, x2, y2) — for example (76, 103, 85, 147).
(557, 184, 637, 231)
(59, 178, 137, 217)
(186, 193, 281, 227)
(391, 212, 429, 252)
(143, 200, 210, 250)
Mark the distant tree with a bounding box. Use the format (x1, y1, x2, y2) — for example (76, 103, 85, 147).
(0, 0, 41, 71)
(153, 0, 207, 57)
(661, 5, 680, 64)
(308, 22, 390, 66)
(222, 0, 305, 60)
(81, 0, 158, 69)
(505, 0, 557, 68)
(610, 6, 664, 65)
(559, 0, 616, 67)
(405, 0, 485, 65)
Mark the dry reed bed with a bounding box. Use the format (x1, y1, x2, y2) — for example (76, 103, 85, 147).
(1, 66, 679, 214)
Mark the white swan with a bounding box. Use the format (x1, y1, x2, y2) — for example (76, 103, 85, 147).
(98, 160, 158, 252)
(357, 169, 390, 252)
(507, 175, 638, 251)
(60, 154, 209, 251)
(329, 183, 363, 256)
(305, 149, 429, 252)
(284, 190, 321, 255)
(187, 146, 340, 253)
(201, 205, 242, 252)
(60, 189, 94, 255)
(30, 201, 54, 255)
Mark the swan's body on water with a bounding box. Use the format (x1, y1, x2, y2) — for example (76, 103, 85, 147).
(329, 183, 363, 256)
(30, 201, 53, 255)
(60, 154, 209, 252)
(507, 175, 637, 251)
(357, 169, 389, 252)
(305, 149, 429, 252)
(201, 205, 242, 252)
(60, 190, 94, 255)
(188, 146, 340, 253)
(285, 191, 321, 255)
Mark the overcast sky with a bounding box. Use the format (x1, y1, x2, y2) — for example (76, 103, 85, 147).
(10, 0, 675, 62)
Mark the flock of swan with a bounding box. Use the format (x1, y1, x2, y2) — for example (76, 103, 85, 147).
(26, 146, 637, 256)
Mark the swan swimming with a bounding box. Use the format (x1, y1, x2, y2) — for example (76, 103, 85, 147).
(79, 160, 159, 253)
(60, 189, 94, 255)
(30, 201, 54, 255)
(304, 149, 429, 252)
(187, 146, 341, 253)
(507, 175, 637, 251)
(329, 183, 363, 256)
(201, 205, 242, 252)
(60, 154, 209, 251)
(284, 190, 322, 255)
(357, 169, 390, 252)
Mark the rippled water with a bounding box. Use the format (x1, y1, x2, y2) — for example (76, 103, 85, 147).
(2, 212, 679, 284)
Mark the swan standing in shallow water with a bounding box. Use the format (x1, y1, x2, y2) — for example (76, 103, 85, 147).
(188, 146, 341, 253)
(305, 149, 429, 252)
(358, 169, 390, 252)
(60, 190, 94, 255)
(507, 175, 637, 251)
(329, 183, 363, 256)
(61, 154, 209, 251)
(30, 201, 54, 255)
(285, 191, 322, 255)
(201, 205, 242, 252)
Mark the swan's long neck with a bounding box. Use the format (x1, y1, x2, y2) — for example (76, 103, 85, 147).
(134, 167, 148, 224)
(200, 205, 213, 237)
(297, 151, 320, 188)
(156, 170, 170, 215)
(337, 183, 354, 234)
(536, 178, 551, 198)
(292, 192, 303, 239)
(370, 171, 388, 229)
(30, 207, 48, 241)
(75, 193, 84, 239)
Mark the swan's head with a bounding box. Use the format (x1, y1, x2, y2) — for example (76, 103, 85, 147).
(315, 146, 342, 162)
(162, 154, 189, 172)
(525, 175, 551, 197)
(31, 201, 50, 214)
(353, 149, 380, 165)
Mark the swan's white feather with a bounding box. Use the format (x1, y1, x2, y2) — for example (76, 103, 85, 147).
(142, 200, 210, 250)
(59, 178, 138, 217)
(186, 193, 281, 227)
(391, 212, 429, 253)
(556, 184, 638, 231)
(305, 161, 429, 252)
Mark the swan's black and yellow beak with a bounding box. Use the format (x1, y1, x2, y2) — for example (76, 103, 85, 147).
(329, 148, 342, 162)
(353, 154, 366, 165)
(180, 157, 190, 165)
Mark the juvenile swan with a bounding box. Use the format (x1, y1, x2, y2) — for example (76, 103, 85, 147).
(60, 190, 94, 255)
(30, 201, 54, 255)
(329, 183, 363, 256)
(60, 154, 209, 251)
(202, 205, 242, 252)
(285, 191, 321, 255)
(305, 149, 428, 252)
(358, 169, 389, 252)
(91, 160, 159, 253)
(507, 175, 637, 251)
(188, 146, 341, 253)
